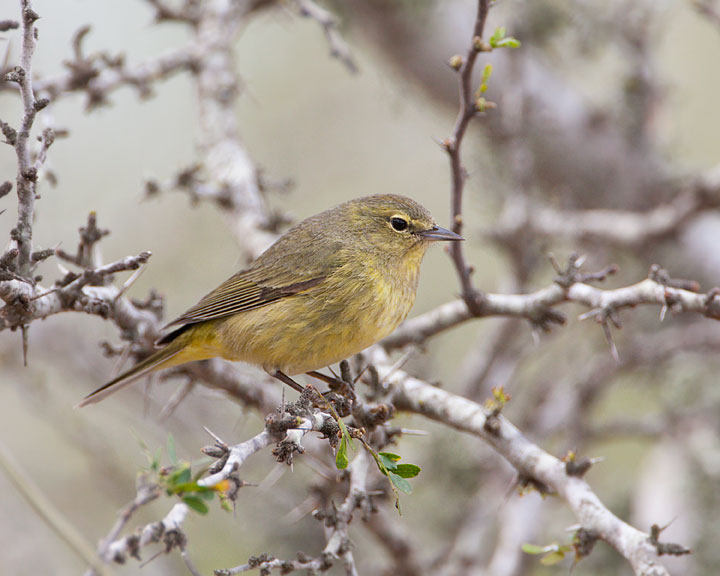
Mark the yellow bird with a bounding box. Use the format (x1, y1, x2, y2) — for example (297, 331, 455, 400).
(81, 194, 462, 406)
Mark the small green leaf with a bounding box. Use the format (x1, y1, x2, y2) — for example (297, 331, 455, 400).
(168, 464, 192, 487)
(540, 551, 566, 566)
(172, 481, 216, 495)
(521, 544, 547, 555)
(388, 472, 413, 495)
(183, 495, 209, 515)
(495, 37, 521, 48)
(335, 415, 355, 451)
(167, 434, 177, 465)
(336, 435, 349, 469)
(394, 463, 421, 479)
(378, 452, 401, 470)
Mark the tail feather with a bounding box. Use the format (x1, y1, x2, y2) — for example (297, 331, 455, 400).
(78, 343, 183, 407)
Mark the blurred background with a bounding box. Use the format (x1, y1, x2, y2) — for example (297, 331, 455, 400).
(2, 0, 720, 574)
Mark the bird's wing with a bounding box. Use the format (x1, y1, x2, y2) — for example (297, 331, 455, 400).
(163, 271, 326, 329)
(161, 224, 346, 340)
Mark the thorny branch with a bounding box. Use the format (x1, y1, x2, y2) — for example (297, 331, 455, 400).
(95, 502, 190, 567)
(383, 260, 720, 350)
(216, 449, 371, 576)
(365, 347, 686, 576)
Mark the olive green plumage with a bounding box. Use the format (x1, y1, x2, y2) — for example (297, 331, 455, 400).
(80, 194, 462, 406)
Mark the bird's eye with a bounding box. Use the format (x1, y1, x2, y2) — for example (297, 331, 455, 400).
(390, 217, 409, 232)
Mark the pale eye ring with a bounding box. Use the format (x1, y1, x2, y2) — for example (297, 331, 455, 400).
(390, 217, 409, 232)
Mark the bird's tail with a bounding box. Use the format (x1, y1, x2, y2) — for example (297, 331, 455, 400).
(78, 336, 189, 407)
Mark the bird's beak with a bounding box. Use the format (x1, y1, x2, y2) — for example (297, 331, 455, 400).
(418, 225, 464, 242)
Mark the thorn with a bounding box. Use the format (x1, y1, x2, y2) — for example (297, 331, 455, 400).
(602, 321, 620, 363)
(21, 324, 28, 367)
(398, 428, 429, 436)
(531, 327, 540, 346)
(578, 308, 600, 321)
(548, 252, 561, 274)
(202, 425, 226, 446)
(114, 261, 148, 302)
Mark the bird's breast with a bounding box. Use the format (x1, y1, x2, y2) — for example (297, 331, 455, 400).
(216, 255, 422, 375)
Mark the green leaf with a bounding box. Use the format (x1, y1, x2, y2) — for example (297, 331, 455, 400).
(336, 435, 349, 469)
(393, 463, 421, 479)
(495, 37, 521, 48)
(168, 464, 192, 487)
(540, 551, 566, 566)
(171, 481, 215, 495)
(182, 495, 209, 515)
(521, 544, 547, 555)
(491, 26, 506, 41)
(378, 452, 401, 471)
(388, 472, 413, 495)
(167, 434, 177, 465)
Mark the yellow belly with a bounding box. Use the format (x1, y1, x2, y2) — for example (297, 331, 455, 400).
(214, 261, 418, 375)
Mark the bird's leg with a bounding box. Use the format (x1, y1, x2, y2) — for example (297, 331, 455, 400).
(306, 370, 346, 389)
(272, 370, 305, 393)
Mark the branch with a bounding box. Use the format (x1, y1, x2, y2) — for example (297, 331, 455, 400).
(94, 475, 161, 565)
(32, 38, 199, 110)
(443, 0, 491, 314)
(101, 502, 190, 564)
(488, 165, 720, 248)
(198, 430, 275, 488)
(216, 449, 370, 575)
(193, 1, 277, 260)
(0, 252, 156, 332)
(363, 347, 684, 576)
(292, 0, 358, 73)
(382, 265, 719, 349)
(3, 0, 45, 277)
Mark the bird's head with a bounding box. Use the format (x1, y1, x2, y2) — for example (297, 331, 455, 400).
(341, 194, 463, 258)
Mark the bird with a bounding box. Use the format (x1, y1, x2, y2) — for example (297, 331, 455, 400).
(80, 194, 462, 406)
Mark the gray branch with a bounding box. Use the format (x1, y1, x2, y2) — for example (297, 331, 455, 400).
(364, 347, 683, 576)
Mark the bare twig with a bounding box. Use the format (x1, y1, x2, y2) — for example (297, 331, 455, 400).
(101, 502, 190, 564)
(199, 430, 275, 488)
(488, 165, 720, 248)
(95, 476, 161, 564)
(32, 42, 200, 110)
(292, 0, 358, 73)
(4, 0, 42, 276)
(444, 0, 491, 314)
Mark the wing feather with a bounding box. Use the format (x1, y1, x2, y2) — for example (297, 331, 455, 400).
(163, 272, 326, 329)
